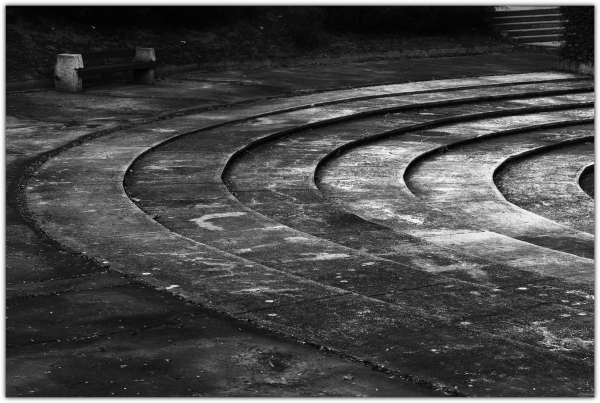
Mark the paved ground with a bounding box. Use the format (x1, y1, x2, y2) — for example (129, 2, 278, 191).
(5, 51, 594, 397)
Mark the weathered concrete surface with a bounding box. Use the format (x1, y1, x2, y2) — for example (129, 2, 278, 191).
(22, 72, 594, 396)
(404, 111, 594, 259)
(7, 52, 593, 396)
(216, 95, 594, 280)
(317, 118, 593, 273)
(495, 137, 594, 234)
(127, 84, 594, 381)
(315, 111, 594, 279)
(222, 95, 594, 263)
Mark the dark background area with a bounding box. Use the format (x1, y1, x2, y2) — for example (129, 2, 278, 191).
(8, 6, 593, 83)
(6, 6, 502, 82)
(559, 6, 594, 62)
(8, 6, 494, 34)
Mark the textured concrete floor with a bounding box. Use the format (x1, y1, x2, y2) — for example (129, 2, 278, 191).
(6, 51, 594, 396)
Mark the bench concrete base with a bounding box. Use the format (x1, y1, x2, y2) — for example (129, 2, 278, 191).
(132, 48, 156, 85)
(54, 54, 83, 93)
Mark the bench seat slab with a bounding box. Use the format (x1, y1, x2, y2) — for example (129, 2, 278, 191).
(77, 62, 156, 77)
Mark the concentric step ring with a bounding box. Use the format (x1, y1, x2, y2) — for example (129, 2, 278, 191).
(494, 137, 594, 234)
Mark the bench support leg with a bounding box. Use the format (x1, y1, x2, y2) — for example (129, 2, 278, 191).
(133, 48, 156, 85)
(55, 54, 83, 93)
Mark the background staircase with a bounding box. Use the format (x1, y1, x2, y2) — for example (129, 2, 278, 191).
(492, 7, 564, 53)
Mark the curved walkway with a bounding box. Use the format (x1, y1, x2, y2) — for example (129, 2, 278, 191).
(25, 72, 594, 397)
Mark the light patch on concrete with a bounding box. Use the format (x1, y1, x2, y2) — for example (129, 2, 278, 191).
(562, 93, 595, 102)
(247, 116, 280, 126)
(189, 212, 247, 231)
(410, 258, 478, 275)
(205, 267, 237, 277)
(236, 242, 281, 252)
(143, 165, 175, 171)
(344, 201, 397, 220)
(202, 261, 236, 267)
(300, 253, 351, 261)
(234, 287, 301, 294)
(194, 202, 228, 209)
(438, 262, 490, 281)
(424, 230, 594, 281)
(482, 72, 579, 84)
(269, 189, 301, 202)
(565, 290, 594, 300)
(284, 236, 313, 243)
(394, 214, 425, 225)
(527, 322, 593, 352)
(331, 108, 360, 117)
(186, 256, 228, 263)
(259, 225, 288, 231)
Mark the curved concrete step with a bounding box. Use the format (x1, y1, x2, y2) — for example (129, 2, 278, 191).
(494, 136, 594, 234)
(492, 14, 562, 24)
(522, 41, 563, 47)
(494, 7, 559, 17)
(24, 73, 594, 397)
(404, 108, 594, 259)
(318, 113, 594, 271)
(130, 88, 594, 285)
(494, 21, 563, 30)
(504, 27, 563, 36)
(129, 91, 594, 360)
(130, 94, 594, 282)
(512, 34, 564, 43)
(222, 96, 595, 271)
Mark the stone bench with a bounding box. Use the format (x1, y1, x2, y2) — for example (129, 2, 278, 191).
(55, 48, 156, 93)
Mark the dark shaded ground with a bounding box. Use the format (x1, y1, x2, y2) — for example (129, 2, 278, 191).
(8, 284, 444, 397)
(6, 6, 507, 82)
(579, 166, 594, 198)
